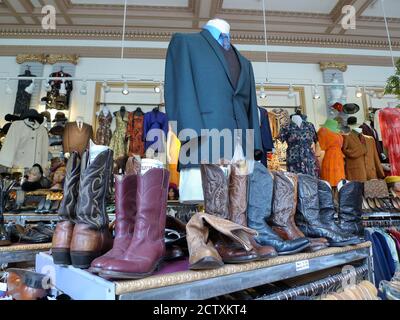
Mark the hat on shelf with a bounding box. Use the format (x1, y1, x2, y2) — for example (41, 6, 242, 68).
(330, 102, 344, 113)
(21, 109, 44, 125)
(343, 103, 360, 115)
(4, 114, 21, 122)
(322, 119, 340, 133)
(52, 112, 68, 123)
(347, 116, 359, 126)
(41, 111, 51, 123)
(385, 176, 400, 184)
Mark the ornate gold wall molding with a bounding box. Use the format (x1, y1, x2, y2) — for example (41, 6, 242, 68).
(16, 54, 79, 65)
(320, 62, 348, 72)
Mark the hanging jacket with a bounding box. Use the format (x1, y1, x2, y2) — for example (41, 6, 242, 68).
(143, 110, 168, 153)
(0, 120, 48, 168)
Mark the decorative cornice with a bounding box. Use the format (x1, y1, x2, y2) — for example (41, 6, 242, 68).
(1, 28, 399, 50)
(16, 54, 79, 65)
(320, 62, 348, 72)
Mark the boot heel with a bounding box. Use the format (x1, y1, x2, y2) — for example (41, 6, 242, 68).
(70, 251, 100, 269)
(52, 249, 72, 266)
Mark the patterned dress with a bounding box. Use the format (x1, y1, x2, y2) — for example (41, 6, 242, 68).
(109, 111, 128, 159)
(127, 112, 145, 157)
(279, 121, 318, 177)
(96, 110, 113, 146)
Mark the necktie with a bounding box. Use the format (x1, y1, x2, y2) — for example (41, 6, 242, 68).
(220, 33, 231, 51)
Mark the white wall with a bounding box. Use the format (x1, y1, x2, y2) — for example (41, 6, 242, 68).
(0, 55, 396, 129)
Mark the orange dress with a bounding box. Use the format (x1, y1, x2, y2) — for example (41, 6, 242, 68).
(318, 127, 345, 187)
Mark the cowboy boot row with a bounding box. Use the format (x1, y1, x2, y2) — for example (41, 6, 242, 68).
(52, 148, 114, 269)
(201, 164, 277, 263)
(96, 167, 170, 279)
(295, 174, 361, 246)
(247, 162, 310, 255)
(270, 171, 329, 252)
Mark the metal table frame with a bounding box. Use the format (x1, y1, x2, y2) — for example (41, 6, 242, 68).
(35, 243, 372, 300)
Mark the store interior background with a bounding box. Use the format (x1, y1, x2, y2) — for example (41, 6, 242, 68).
(0, 0, 399, 129)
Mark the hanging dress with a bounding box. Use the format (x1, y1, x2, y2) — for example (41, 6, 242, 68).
(318, 127, 345, 187)
(127, 112, 145, 157)
(96, 110, 113, 146)
(109, 111, 128, 160)
(379, 108, 400, 176)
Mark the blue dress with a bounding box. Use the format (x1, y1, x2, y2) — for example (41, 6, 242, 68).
(143, 110, 168, 153)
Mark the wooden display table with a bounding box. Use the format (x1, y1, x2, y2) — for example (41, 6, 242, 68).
(0, 243, 51, 264)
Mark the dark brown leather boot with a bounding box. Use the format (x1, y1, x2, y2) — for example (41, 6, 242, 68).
(99, 168, 170, 279)
(90, 158, 140, 273)
(6, 269, 50, 300)
(52, 152, 81, 265)
(229, 162, 277, 261)
(270, 171, 328, 252)
(70, 149, 114, 269)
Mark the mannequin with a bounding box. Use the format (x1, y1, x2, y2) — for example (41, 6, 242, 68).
(292, 115, 303, 128)
(204, 18, 230, 34)
(96, 105, 111, 117)
(96, 106, 113, 146)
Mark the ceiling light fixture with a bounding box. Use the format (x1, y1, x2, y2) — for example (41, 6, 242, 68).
(312, 85, 320, 100)
(288, 84, 295, 99)
(25, 81, 35, 94)
(102, 81, 111, 93)
(80, 80, 87, 95)
(59, 81, 67, 96)
(122, 81, 129, 95)
(355, 86, 363, 98)
(154, 84, 161, 93)
(5, 78, 12, 95)
(259, 85, 267, 99)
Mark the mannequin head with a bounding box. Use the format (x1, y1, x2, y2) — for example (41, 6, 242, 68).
(51, 166, 66, 189)
(292, 115, 303, 128)
(347, 116, 362, 134)
(205, 19, 230, 34)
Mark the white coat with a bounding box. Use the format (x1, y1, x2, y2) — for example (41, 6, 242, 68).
(0, 120, 49, 169)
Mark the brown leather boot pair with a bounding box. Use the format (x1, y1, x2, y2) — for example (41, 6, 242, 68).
(194, 163, 277, 267)
(52, 150, 114, 269)
(90, 160, 170, 280)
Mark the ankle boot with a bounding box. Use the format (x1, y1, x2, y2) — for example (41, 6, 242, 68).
(229, 163, 277, 261)
(247, 162, 310, 255)
(318, 180, 361, 245)
(201, 164, 258, 263)
(99, 168, 170, 279)
(295, 174, 360, 247)
(90, 158, 140, 273)
(271, 172, 329, 252)
(70, 149, 114, 269)
(187, 212, 259, 270)
(52, 152, 81, 265)
(338, 180, 364, 237)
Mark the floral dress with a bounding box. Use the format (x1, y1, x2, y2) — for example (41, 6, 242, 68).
(127, 112, 145, 157)
(109, 111, 128, 159)
(279, 121, 318, 177)
(96, 110, 113, 146)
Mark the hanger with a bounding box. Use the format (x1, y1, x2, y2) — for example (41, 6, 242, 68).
(24, 65, 32, 76)
(153, 105, 160, 112)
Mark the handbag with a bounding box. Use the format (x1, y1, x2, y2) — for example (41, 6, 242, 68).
(364, 179, 389, 199)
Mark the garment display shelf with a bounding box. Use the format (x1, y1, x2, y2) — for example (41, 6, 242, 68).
(4, 213, 60, 225)
(35, 242, 372, 300)
(362, 212, 400, 219)
(0, 243, 51, 264)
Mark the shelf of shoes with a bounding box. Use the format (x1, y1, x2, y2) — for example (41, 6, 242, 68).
(0, 243, 51, 264)
(35, 242, 372, 300)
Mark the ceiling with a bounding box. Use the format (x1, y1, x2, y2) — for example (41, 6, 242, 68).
(0, 0, 399, 63)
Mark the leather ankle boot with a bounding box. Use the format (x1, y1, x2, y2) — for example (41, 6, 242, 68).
(201, 164, 259, 263)
(99, 168, 170, 279)
(247, 162, 310, 255)
(52, 152, 81, 265)
(338, 180, 364, 237)
(295, 174, 360, 247)
(318, 180, 361, 245)
(90, 158, 140, 273)
(6, 269, 50, 300)
(70, 149, 114, 269)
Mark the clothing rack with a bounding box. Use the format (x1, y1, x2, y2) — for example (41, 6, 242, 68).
(257, 265, 368, 300)
(261, 106, 302, 110)
(363, 219, 400, 228)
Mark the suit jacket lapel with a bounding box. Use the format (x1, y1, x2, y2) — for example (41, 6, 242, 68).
(201, 30, 234, 89)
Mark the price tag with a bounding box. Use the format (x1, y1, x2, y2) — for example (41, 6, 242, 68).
(295, 260, 310, 272)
